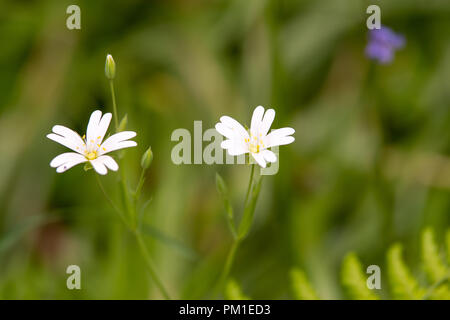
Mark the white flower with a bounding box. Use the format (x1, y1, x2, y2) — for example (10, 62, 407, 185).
(47, 110, 137, 175)
(215, 106, 295, 168)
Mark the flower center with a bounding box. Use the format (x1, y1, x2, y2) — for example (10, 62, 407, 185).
(245, 133, 264, 154)
(86, 150, 97, 160)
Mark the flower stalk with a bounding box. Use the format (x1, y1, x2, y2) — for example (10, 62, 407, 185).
(105, 55, 171, 299)
(216, 163, 262, 296)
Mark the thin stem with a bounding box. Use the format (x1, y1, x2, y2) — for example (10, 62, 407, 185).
(134, 167, 147, 205)
(106, 77, 170, 299)
(109, 80, 119, 130)
(244, 164, 255, 207)
(95, 173, 129, 228)
(215, 164, 257, 297)
(215, 239, 240, 296)
(135, 231, 171, 300)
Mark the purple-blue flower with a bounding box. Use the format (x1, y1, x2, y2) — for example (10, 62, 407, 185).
(365, 26, 405, 64)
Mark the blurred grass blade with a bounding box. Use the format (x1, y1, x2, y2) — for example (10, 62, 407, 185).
(141, 223, 198, 261)
(0, 215, 55, 258)
(341, 253, 379, 300)
(290, 268, 319, 300)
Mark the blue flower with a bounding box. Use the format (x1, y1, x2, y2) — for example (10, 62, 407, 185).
(365, 26, 405, 64)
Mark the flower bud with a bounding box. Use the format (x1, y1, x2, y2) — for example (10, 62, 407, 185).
(105, 54, 116, 80)
(141, 147, 153, 169)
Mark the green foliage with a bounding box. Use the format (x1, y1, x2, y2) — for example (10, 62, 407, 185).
(224, 279, 250, 300)
(291, 228, 450, 300)
(421, 228, 447, 283)
(446, 230, 450, 266)
(237, 173, 262, 240)
(421, 228, 450, 300)
(341, 253, 379, 300)
(216, 172, 237, 238)
(387, 244, 426, 300)
(290, 268, 319, 300)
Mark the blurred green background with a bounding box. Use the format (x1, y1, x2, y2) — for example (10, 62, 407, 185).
(0, 0, 449, 299)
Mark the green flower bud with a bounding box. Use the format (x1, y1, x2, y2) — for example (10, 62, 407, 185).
(141, 147, 153, 169)
(105, 54, 116, 80)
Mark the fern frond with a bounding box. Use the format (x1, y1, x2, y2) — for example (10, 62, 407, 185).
(224, 279, 250, 300)
(420, 228, 450, 300)
(290, 268, 319, 300)
(341, 253, 379, 300)
(421, 228, 447, 282)
(387, 244, 426, 300)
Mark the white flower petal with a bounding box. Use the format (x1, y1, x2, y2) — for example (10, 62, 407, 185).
(251, 152, 266, 168)
(47, 132, 85, 154)
(98, 131, 137, 155)
(261, 149, 277, 163)
(265, 127, 295, 148)
(90, 158, 108, 175)
(215, 123, 234, 139)
(219, 116, 249, 139)
(260, 109, 275, 136)
(96, 112, 112, 143)
(96, 155, 119, 171)
(51, 125, 86, 152)
(221, 138, 249, 155)
(86, 110, 102, 146)
(50, 152, 87, 167)
(52, 153, 87, 173)
(250, 106, 264, 135)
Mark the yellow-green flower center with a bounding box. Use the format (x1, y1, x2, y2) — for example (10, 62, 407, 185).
(86, 151, 97, 160)
(245, 133, 264, 154)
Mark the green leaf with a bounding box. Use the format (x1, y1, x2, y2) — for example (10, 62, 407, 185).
(118, 114, 128, 132)
(215, 172, 236, 238)
(387, 244, 426, 300)
(141, 223, 198, 261)
(237, 175, 262, 239)
(290, 268, 319, 300)
(224, 279, 250, 300)
(421, 228, 447, 283)
(341, 253, 379, 300)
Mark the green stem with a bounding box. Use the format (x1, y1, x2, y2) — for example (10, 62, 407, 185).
(106, 78, 170, 299)
(215, 164, 260, 297)
(135, 231, 171, 300)
(95, 173, 129, 228)
(109, 80, 119, 130)
(244, 164, 255, 207)
(216, 239, 241, 296)
(134, 167, 147, 205)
